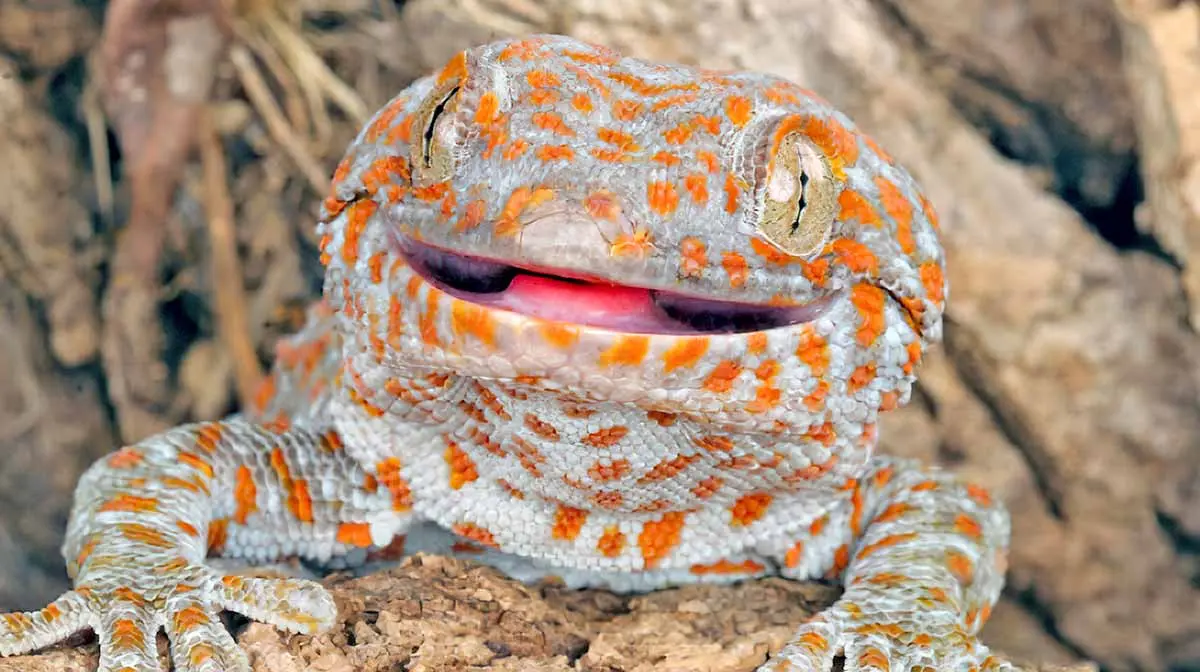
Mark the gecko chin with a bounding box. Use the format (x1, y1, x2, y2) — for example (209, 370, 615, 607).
(398, 238, 835, 335)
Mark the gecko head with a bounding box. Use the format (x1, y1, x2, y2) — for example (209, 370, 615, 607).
(317, 34, 946, 440)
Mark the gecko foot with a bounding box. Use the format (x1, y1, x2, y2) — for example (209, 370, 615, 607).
(759, 600, 1015, 672)
(0, 563, 335, 671)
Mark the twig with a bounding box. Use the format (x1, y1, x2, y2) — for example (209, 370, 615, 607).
(198, 106, 264, 407)
(229, 43, 330, 194)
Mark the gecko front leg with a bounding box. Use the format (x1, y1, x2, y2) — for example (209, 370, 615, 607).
(0, 419, 407, 671)
(764, 458, 1011, 672)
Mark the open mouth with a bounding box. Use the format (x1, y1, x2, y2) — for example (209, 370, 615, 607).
(399, 239, 834, 335)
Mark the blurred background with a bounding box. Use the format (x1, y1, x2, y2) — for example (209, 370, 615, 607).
(0, 1, 1197, 670)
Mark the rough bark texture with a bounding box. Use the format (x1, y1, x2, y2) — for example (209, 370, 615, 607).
(0, 0, 1197, 670)
(0, 555, 1097, 672)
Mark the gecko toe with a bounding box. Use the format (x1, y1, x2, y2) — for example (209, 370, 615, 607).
(165, 597, 250, 672)
(216, 574, 337, 635)
(0, 590, 91, 657)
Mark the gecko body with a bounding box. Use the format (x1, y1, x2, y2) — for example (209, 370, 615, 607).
(0, 34, 1012, 672)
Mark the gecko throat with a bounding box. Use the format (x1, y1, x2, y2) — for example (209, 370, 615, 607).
(399, 238, 834, 335)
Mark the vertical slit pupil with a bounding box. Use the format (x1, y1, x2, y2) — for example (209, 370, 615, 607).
(423, 86, 460, 168)
(791, 171, 810, 233)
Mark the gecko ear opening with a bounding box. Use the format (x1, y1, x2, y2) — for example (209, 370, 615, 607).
(756, 130, 840, 258)
(412, 81, 462, 186)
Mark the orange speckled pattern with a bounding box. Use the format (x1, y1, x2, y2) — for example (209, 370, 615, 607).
(0, 35, 1012, 672)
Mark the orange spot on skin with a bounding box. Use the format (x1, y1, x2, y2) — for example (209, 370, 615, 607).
(495, 186, 556, 237)
(875, 176, 916, 253)
(831, 238, 879, 276)
(946, 550, 975, 584)
(692, 476, 724, 499)
(612, 99, 643, 121)
(526, 69, 562, 88)
(664, 122, 693, 145)
(532, 111, 575, 136)
(456, 199, 488, 232)
(647, 180, 680, 217)
(233, 466, 257, 525)
(800, 631, 828, 650)
(599, 335, 651, 367)
(856, 532, 919, 559)
(172, 606, 208, 633)
(703, 360, 742, 393)
(597, 526, 625, 557)
(966, 483, 994, 507)
(683, 173, 709, 203)
(450, 300, 497, 350)
(731, 492, 773, 526)
(828, 544, 851, 577)
(721, 252, 748, 287)
(838, 189, 881, 227)
(453, 522, 499, 549)
(588, 459, 631, 482)
(582, 426, 629, 448)
(638, 511, 686, 568)
(784, 541, 804, 568)
(288, 479, 314, 523)
(652, 150, 681, 166)
(98, 494, 159, 513)
(848, 363, 877, 394)
(177, 451, 214, 479)
(474, 91, 501, 125)
(572, 93, 593, 113)
(337, 522, 374, 547)
(195, 423, 223, 453)
(954, 513, 984, 540)
(694, 435, 734, 452)
(41, 603, 61, 623)
(680, 237, 707, 278)
(552, 505, 589, 540)
(920, 261, 946, 306)
(207, 518, 228, 552)
(597, 127, 639, 151)
(524, 414, 561, 441)
(662, 337, 709, 373)
(873, 502, 912, 524)
(108, 618, 145, 651)
(375, 457, 414, 511)
(503, 138, 530, 160)
(539, 322, 580, 348)
(118, 523, 172, 549)
(610, 228, 655, 258)
(536, 144, 575, 162)
(723, 173, 740, 213)
(341, 199, 378, 266)
(725, 95, 753, 127)
(690, 558, 766, 575)
(445, 440, 479, 489)
(850, 283, 887, 347)
(437, 51, 467, 85)
(639, 454, 700, 483)
(584, 190, 622, 221)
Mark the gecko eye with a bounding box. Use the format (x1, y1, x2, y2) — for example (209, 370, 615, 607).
(756, 130, 840, 257)
(412, 82, 461, 185)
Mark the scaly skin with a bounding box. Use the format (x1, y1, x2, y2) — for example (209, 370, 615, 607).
(0, 34, 1012, 672)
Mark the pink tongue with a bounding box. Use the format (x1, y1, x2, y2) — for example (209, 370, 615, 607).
(495, 273, 668, 330)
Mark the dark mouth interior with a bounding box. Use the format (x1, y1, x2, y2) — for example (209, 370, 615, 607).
(400, 239, 832, 335)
